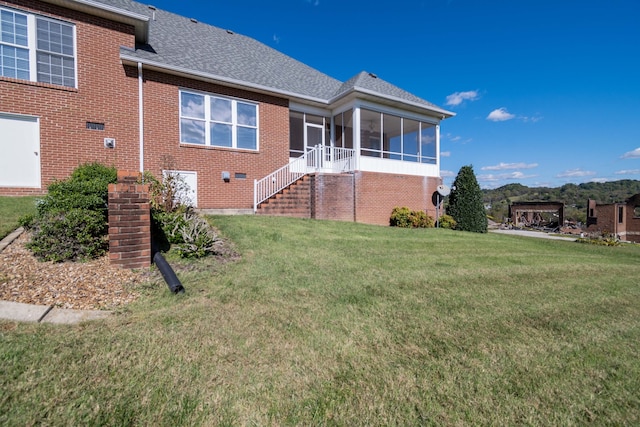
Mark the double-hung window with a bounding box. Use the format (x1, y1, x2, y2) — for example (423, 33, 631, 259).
(0, 6, 76, 87)
(180, 90, 258, 150)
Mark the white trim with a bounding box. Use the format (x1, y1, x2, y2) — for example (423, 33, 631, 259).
(359, 156, 439, 177)
(138, 62, 144, 173)
(179, 89, 259, 151)
(354, 99, 440, 125)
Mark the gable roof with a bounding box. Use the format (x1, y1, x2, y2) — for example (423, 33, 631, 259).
(47, 0, 453, 117)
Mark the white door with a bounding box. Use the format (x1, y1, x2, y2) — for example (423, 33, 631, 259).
(163, 170, 197, 207)
(0, 113, 41, 188)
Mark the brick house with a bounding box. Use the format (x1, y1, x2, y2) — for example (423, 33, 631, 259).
(586, 194, 640, 243)
(0, 0, 454, 225)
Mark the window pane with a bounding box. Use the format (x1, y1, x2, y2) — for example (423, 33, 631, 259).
(210, 123, 232, 147)
(383, 113, 401, 158)
(360, 109, 381, 155)
(237, 102, 256, 126)
(289, 111, 304, 156)
(343, 109, 353, 149)
(210, 97, 231, 122)
(420, 122, 436, 163)
(334, 112, 343, 148)
(181, 118, 205, 144)
(1, 45, 29, 79)
(237, 126, 257, 150)
(403, 118, 419, 161)
(180, 92, 205, 119)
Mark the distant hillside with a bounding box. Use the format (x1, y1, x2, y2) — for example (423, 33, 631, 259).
(481, 180, 640, 222)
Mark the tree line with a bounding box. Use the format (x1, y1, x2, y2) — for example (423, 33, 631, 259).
(481, 179, 640, 223)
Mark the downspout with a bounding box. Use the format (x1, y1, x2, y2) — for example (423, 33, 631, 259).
(138, 62, 144, 174)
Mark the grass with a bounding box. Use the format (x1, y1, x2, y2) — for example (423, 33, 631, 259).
(0, 196, 38, 239)
(2, 214, 640, 425)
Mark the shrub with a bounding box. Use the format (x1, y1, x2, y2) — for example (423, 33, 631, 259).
(175, 213, 222, 259)
(447, 165, 487, 233)
(27, 209, 108, 262)
(26, 163, 116, 262)
(438, 214, 457, 229)
(390, 207, 434, 228)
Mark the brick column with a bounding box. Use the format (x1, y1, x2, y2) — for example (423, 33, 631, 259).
(108, 171, 151, 269)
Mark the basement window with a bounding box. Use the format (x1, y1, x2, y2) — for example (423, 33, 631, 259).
(86, 121, 105, 130)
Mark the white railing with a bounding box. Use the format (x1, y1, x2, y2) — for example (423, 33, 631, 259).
(254, 145, 356, 212)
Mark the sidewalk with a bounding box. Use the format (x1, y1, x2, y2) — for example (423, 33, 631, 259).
(0, 228, 112, 325)
(0, 300, 111, 324)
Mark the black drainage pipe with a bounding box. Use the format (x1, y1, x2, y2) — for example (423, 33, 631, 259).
(153, 251, 185, 294)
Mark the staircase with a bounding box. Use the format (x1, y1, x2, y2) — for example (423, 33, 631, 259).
(255, 175, 312, 217)
(253, 144, 356, 214)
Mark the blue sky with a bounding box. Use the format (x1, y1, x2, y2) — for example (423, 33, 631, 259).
(147, 0, 640, 189)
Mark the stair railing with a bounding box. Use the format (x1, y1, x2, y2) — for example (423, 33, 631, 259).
(254, 145, 355, 212)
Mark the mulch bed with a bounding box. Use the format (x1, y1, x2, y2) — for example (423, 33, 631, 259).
(0, 232, 151, 310)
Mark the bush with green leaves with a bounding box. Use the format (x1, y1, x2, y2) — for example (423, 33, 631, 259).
(390, 207, 434, 228)
(437, 214, 457, 229)
(175, 213, 222, 259)
(25, 163, 117, 262)
(27, 209, 108, 262)
(141, 170, 222, 258)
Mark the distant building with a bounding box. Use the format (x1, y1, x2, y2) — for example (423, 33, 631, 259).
(509, 202, 564, 228)
(586, 194, 640, 243)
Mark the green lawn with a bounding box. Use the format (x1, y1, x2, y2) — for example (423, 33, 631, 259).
(2, 215, 640, 425)
(0, 196, 38, 239)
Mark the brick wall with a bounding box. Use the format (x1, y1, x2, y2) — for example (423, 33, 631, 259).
(354, 171, 441, 226)
(311, 174, 355, 221)
(625, 194, 640, 243)
(0, 0, 139, 195)
(140, 70, 290, 210)
(108, 171, 151, 269)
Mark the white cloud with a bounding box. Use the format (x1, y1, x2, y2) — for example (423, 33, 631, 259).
(487, 108, 515, 122)
(305, 0, 320, 5)
(445, 90, 479, 106)
(481, 162, 538, 171)
(273, 34, 281, 43)
(519, 114, 543, 123)
(440, 170, 456, 178)
(621, 147, 640, 159)
(615, 169, 640, 175)
(441, 151, 451, 157)
(478, 171, 537, 182)
(556, 168, 596, 178)
(589, 178, 610, 183)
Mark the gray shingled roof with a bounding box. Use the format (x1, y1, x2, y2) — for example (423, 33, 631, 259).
(92, 0, 450, 114)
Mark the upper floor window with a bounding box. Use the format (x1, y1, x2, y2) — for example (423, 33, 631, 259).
(180, 90, 258, 150)
(0, 7, 76, 87)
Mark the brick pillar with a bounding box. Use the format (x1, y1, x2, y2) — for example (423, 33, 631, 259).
(108, 171, 151, 269)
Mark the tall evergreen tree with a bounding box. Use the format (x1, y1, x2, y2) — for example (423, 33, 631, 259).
(448, 165, 487, 233)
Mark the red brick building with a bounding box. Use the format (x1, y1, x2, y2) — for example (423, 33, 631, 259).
(586, 194, 640, 243)
(0, 0, 454, 225)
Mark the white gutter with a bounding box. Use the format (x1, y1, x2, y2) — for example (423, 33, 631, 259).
(138, 62, 144, 174)
(40, 0, 150, 43)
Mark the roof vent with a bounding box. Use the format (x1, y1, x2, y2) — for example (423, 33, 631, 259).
(368, 72, 378, 79)
(148, 5, 156, 20)
(148, 5, 156, 10)
(226, 29, 234, 35)
(190, 18, 198, 23)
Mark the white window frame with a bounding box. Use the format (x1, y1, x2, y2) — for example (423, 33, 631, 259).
(0, 6, 77, 88)
(179, 89, 259, 151)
